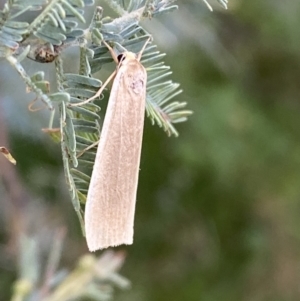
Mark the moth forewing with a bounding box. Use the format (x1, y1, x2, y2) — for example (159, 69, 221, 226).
(85, 51, 147, 251)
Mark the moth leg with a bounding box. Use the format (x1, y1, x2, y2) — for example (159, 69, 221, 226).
(68, 70, 116, 107)
(77, 140, 99, 158)
(69, 39, 120, 108)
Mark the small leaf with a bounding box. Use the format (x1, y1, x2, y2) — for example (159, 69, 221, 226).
(30, 71, 45, 82)
(17, 45, 31, 63)
(0, 147, 16, 165)
(64, 74, 102, 87)
(49, 92, 70, 103)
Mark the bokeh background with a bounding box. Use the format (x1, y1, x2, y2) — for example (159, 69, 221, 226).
(1, 0, 300, 300)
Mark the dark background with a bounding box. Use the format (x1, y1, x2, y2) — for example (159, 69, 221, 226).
(1, 0, 300, 300)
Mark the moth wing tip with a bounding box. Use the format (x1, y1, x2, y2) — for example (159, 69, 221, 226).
(86, 239, 133, 252)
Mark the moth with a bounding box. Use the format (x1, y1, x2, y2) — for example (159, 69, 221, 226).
(84, 38, 150, 251)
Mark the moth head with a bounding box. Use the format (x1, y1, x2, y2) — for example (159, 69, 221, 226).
(117, 52, 137, 64)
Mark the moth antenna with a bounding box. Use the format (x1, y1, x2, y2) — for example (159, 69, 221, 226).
(137, 36, 152, 61)
(102, 40, 119, 64)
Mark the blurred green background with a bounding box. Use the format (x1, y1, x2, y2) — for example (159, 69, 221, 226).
(1, 0, 300, 300)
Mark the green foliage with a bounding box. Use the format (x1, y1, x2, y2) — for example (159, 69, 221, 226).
(11, 234, 129, 301)
(0, 1, 239, 300)
(0, 0, 194, 233)
(4, 1, 300, 301)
